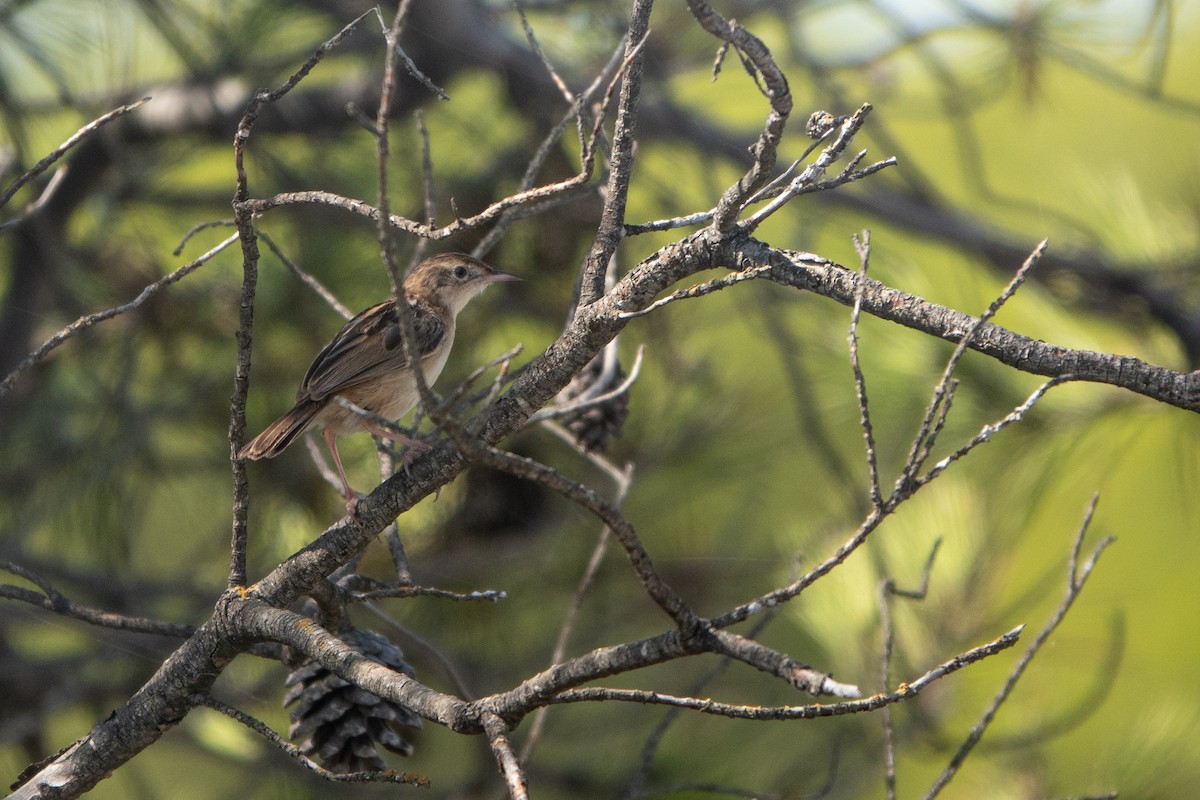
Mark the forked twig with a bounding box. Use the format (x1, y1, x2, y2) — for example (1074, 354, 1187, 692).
(895, 241, 1048, 499)
(529, 345, 644, 422)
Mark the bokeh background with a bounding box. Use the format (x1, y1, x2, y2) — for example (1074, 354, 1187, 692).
(2, 0, 1198, 797)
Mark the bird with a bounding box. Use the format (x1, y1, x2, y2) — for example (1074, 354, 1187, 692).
(239, 252, 518, 514)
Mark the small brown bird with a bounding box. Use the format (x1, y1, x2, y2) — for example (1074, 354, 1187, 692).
(239, 253, 518, 513)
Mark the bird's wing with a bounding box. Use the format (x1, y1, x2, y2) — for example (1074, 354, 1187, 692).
(298, 300, 447, 402)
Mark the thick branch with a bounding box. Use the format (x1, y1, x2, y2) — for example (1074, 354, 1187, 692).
(733, 240, 1200, 413)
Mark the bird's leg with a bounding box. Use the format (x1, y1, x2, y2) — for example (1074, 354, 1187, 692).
(323, 428, 362, 515)
(361, 420, 432, 469)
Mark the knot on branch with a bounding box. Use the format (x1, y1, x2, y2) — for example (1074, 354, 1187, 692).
(679, 616, 717, 652)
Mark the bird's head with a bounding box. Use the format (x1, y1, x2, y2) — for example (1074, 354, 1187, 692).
(405, 253, 519, 315)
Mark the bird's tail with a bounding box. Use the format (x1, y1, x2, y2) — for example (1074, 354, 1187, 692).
(239, 400, 321, 460)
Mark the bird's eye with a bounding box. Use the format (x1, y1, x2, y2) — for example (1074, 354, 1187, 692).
(453, 265, 469, 280)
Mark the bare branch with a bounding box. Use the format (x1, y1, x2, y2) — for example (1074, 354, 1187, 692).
(483, 712, 529, 800)
(241, 182, 597, 240)
(737, 241, 1200, 414)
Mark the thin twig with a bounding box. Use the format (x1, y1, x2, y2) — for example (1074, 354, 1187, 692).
(741, 105, 892, 231)
(623, 208, 716, 235)
(539, 419, 632, 487)
(514, 0, 573, 103)
(712, 363, 1063, 633)
(0, 232, 238, 399)
(916, 375, 1072, 488)
(849, 231, 883, 509)
(518, 461, 634, 764)
(241, 182, 595, 240)
(439, 344, 525, 414)
(476, 444, 696, 629)
(923, 495, 1113, 799)
(0, 562, 195, 638)
(0, 97, 150, 212)
(616, 267, 771, 319)
(477, 34, 629, 256)
(361, 601, 477, 700)
(228, 8, 375, 587)
(878, 540, 941, 800)
(195, 695, 429, 786)
(741, 130, 835, 207)
(258, 231, 352, 319)
(372, 2, 426, 582)
(173, 219, 234, 255)
(529, 344, 644, 422)
(410, 109, 436, 266)
(576, 0, 654, 306)
(370, 5, 448, 101)
(349, 584, 507, 603)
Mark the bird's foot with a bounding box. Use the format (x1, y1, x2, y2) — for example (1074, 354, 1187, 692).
(398, 441, 432, 474)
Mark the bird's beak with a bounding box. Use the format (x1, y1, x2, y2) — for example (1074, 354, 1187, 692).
(485, 271, 521, 284)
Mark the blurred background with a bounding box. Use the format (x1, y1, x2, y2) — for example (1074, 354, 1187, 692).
(1, 0, 1198, 797)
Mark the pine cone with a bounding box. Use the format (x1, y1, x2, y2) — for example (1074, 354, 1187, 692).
(283, 629, 420, 773)
(557, 354, 629, 453)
